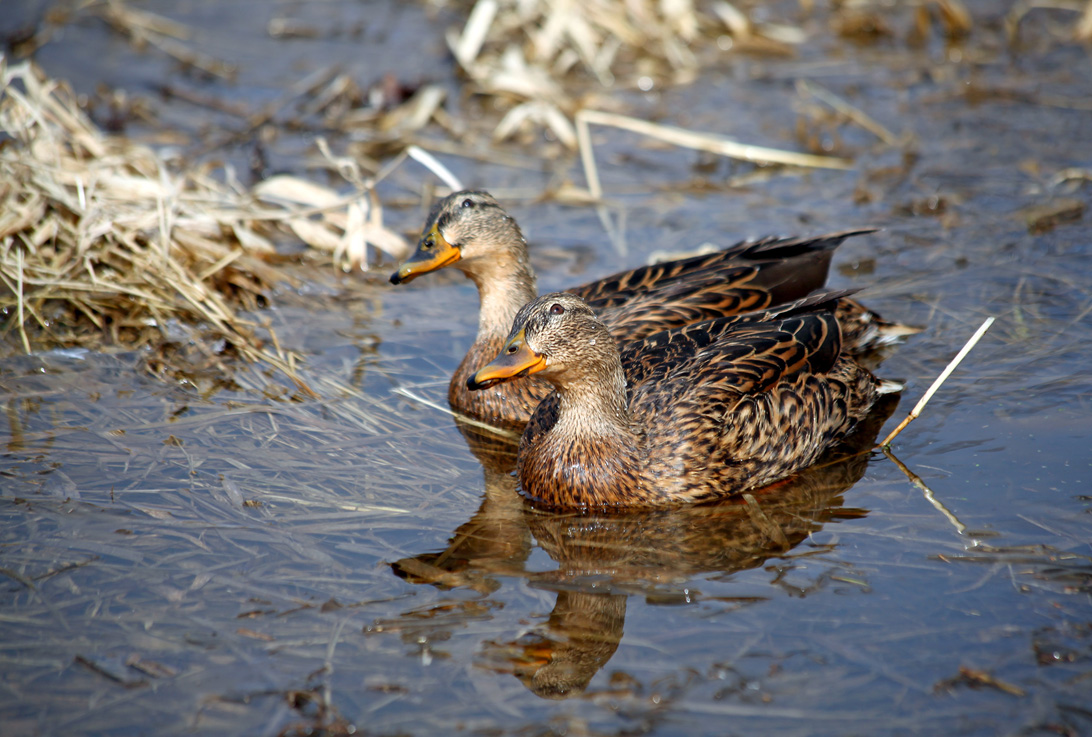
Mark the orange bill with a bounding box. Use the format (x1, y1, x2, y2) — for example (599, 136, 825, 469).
(389, 223, 461, 284)
(467, 329, 546, 390)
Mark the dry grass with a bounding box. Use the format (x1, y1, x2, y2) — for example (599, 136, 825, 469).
(437, 0, 808, 146)
(0, 59, 410, 394)
(3, 0, 1084, 388)
(2, 0, 825, 391)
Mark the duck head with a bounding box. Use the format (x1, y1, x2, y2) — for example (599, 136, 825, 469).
(467, 293, 613, 391)
(390, 190, 527, 285)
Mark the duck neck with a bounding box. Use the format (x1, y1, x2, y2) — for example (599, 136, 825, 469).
(552, 360, 633, 443)
(520, 358, 645, 508)
(461, 250, 537, 343)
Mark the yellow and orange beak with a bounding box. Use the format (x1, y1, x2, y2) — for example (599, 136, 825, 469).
(467, 329, 546, 390)
(389, 223, 461, 284)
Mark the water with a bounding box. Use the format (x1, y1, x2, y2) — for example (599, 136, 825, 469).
(2, 1, 1090, 735)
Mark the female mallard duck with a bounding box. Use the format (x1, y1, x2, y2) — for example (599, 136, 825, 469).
(391, 190, 912, 428)
(467, 292, 899, 508)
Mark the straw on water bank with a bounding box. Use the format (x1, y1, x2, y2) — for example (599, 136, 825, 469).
(0, 60, 406, 394)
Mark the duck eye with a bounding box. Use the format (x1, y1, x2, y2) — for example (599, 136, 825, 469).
(461, 198, 474, 209)
(549, 303, 564, 315)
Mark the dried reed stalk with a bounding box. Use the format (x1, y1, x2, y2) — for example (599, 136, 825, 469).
(441, 0, 806, 146)
(883, 448, 969, 537)
(576, 109, 853, 200)
(1005, 0, 1090, 41)
(0, 60, 406, 395)
(796, 80, 902, 146)
(880, 317, 996, 447)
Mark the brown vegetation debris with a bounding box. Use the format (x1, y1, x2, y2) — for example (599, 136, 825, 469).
(437, 0, 804, 145)
(934, 665, 1027, 697)
(0, 61, 406, 394)
(1021, 198, 1085, 234)
(0, 60, 286, 376)
(1007, 0, 1092, 43)
(834, 10, 894, 42)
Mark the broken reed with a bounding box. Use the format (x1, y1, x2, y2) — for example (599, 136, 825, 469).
(0, 60, 309, 390)
(0, 60, 409, 395)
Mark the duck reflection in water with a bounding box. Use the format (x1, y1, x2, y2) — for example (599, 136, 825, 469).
(390, 394, 898, 699)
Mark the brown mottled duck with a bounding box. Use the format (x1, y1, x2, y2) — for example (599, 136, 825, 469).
(390, 190, 913, 428)
(467, 292, 900, 509)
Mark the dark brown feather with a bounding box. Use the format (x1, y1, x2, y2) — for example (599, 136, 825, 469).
(478, 293, 896, 509)
(393, 191, 911, 428)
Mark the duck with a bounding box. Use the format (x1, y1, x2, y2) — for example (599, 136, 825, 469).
(390, 190, 913, 428)
(466, 292, 900, 509)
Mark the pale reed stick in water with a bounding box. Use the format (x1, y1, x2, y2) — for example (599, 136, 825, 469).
(880, 317, 996, 447)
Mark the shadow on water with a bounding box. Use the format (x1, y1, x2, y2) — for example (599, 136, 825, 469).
(391, 395, 899, 699)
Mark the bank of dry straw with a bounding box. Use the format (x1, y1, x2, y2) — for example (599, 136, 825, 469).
(438, 0, 804, 146)
(0, 60, 407, 393)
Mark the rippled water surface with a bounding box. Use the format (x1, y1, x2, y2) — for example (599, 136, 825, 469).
(2, 2, 1090, 735)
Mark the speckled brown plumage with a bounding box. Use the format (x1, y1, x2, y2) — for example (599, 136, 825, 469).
(469, 292, 899, 509)
(391, 190, 914, 428)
